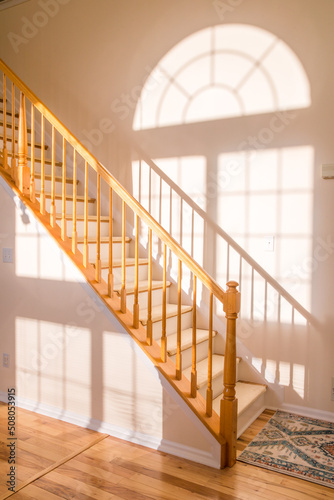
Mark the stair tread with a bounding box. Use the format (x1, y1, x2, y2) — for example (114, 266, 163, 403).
(212, 381, 267, 416)
(114, 280, 171, 294)
(8, 152, 62, 166)
(0, 121, 30, 132)
(140, 303, 192, 325)
(3, 137, 48, 150)
(35, 174, 75, 183)
(0, 108, 19, 118)
(184, 355, 242, 389)
(78, 236, 131, 244)
(183, 354, 224, 388)
(35, 191, 95, 202)
(100, 257, 148, 268)
(164, 328, 217, 356)
(56, 214, 109, 221)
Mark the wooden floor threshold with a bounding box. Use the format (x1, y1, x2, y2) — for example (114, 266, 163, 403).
(3, 433, 109, 499)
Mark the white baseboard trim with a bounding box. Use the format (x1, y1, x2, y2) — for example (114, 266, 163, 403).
(0, 392, 221, 469)
(276, 403, 334, 423)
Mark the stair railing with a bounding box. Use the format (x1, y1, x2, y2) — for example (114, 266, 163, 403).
(0, 59, 239, 466)
(129, 137, 316, 329)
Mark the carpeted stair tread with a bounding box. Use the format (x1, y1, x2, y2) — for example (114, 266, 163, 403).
(56, 213, 110, 221)
(183, 354, 226, 389)
(77, 236, 131, 244)
(35, 191, 95, 202)
(164, 328, 217, 356)
(100, 257, 149, 268)
(113, 280, 171, 294)
(213, 381, 267, 416)
(140, 303, 192, 325)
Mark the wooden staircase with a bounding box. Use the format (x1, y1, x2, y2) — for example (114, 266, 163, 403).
(0, 59, 267, 468)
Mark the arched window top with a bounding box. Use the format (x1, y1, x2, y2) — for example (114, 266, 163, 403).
(133, 24, 311, 130)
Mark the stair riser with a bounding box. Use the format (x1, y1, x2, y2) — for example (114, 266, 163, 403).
(123, 287, 170, 311)
(35, 178, 73, 196)
(77, 241, 130, 261)
(198, 373, 224, 401)
(0, 137, 47, 153)
(197, 365, 240, 400)
(101, 264, 148, 286)
(63, 219, 110, 239)
(148, 310, 193, 339)
(170, 337, 216, 370)
(35, 165, 64, 178)
(236, 393, 266, 439)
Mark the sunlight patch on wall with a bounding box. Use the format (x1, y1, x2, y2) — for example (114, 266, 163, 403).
(216, 146, 314, 315)
(292, 363, 305, 399)
(103, 331, 163, 437)
(15, 317, 91, 415)
(133, 24, 310, 130)
(265, 359, 277, 384)
(251, 357, 263, 374)
(279, 361, 291, 387)
(14, 202, 84, 282)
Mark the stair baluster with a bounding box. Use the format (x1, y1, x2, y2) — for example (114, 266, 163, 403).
(2, 75, 8, 172)
(61, 138, 67, 240)
(18, 91, 29, 196)
(133, 214, 139, 327)
(176, 259, 182, 380)
(11, 82, 16, 181)
(95, 172, 101, 282)
(206, 292, 214, 416)
(50, 125, 56, 227)
(191, 274, 197, 397)
(108, 186, 113, 296)
(161, 242, 167, 362)
(83, 161, 89, 265)
(121, 200, 127, 313)
(146, 227, 153, 345)
(71, 149, 77, 253)
(30, 103, 35, 202)
(40, 115, 45, 214)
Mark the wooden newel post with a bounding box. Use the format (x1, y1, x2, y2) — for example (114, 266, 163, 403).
(220, 280, 240, 468)
(17, 91, 30, 196)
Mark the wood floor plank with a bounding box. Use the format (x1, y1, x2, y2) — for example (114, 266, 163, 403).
(1, 404, 333, 500)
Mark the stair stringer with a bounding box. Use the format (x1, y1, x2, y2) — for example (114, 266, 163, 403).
(0, 167, 226, 468)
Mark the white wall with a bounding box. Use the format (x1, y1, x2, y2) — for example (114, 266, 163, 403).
(0, 0, 333, 415)
(0, 176, 221, 468)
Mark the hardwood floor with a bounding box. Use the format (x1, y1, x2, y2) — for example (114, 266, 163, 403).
(0, 404, 332, 500)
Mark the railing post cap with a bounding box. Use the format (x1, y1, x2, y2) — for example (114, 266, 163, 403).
(224, 281, 240, 316)
(226, 281, 239, 290)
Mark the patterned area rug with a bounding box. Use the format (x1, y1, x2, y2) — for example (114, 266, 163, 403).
(238, 410, 334, 489)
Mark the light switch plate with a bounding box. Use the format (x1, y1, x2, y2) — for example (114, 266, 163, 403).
(322, 164, 334, 179)
(3, 248, 13, 263)
(264, 237, 274, 252)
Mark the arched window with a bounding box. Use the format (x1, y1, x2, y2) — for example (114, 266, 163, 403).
(133, 24, 311, 130)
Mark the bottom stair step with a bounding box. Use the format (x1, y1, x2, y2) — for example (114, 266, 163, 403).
(212, 381, 267, 416)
